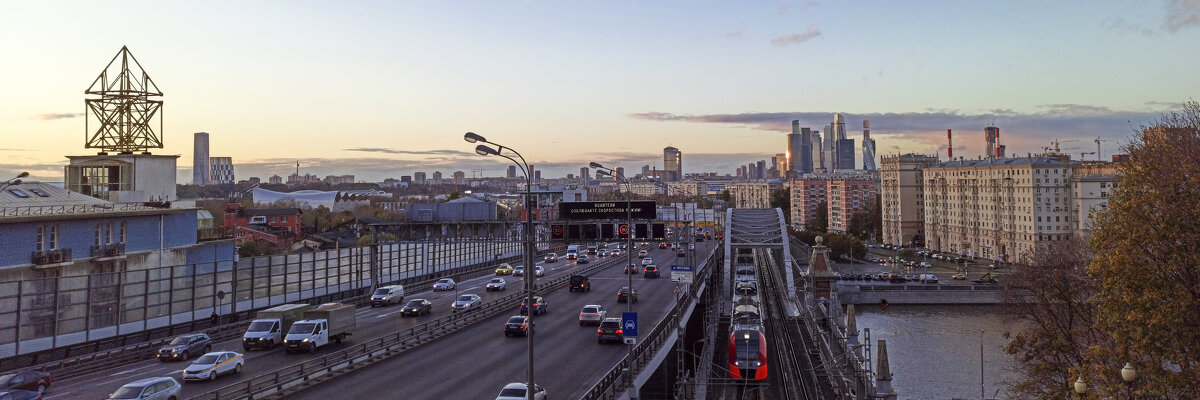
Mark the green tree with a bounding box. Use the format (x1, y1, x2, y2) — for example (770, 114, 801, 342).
(898, 248, 916, 260)
(770, 189, 791, 225)
(237, 241, 270, 257)
(447, 191, 462, 201)
(808, 201, 828, 233)
(1086, 100, 1200, 397)
(719, 189, 731, 202)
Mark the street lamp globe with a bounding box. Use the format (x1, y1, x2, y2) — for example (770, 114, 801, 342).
(475, 144, 499, 156)
(589, 162, 604, 169)
(1121, 361, 1137, 382)
(464, 132, 487, 143)
(1074, 375, 1088, 395)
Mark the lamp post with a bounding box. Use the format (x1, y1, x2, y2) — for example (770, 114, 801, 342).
(465, 132, 538, 400)
(1074, 375, 1087, 400)
(590, 162, 637, 399)
(1, 171, 29, 191)
(1121, 362, 1137, 399)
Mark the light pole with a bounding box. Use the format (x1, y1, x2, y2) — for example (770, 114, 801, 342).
(590, 162, 637, 399)
(1, 171, 29, 191)
(466, 132, 538, 400)
(1121, 362, 1137, 399)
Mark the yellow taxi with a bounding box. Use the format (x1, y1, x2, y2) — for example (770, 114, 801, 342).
(495, 263, 514, 275)
(952, 273, 967, 280)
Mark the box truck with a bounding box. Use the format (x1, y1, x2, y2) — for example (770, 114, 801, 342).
(284, 303, 356, 353)
(243, 303, 312, 350)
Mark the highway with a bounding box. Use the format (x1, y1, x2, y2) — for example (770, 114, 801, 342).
(41, 244, 603, 399)
(289, 241, 715, 400)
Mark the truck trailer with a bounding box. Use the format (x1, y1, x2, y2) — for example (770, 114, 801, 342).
(243, 303, 312, 350)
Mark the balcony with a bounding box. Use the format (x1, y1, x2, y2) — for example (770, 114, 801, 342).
(89, 243, 126, 258)
(30, 248, 73, 265)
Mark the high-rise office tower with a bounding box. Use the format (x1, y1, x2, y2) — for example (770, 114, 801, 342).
(756, 160, 766, 180)
(836, 139, 855, 171)
(615, 167, 625, 179)
(862, 120, 877, 170)
(787, 120, 808, 177)
(580, 167, 590, 181)
(811, 130, 824, 173)
(823, 124, 835, 171)
(664, 146, 682, 181)
(832, 113, 847, 169)
(209, 157, 234, 184)
(193, 132, 210, 185)
(985, 126, 1000, 159)
(775, 153, 787, 178)
(507, 165, 517, 178)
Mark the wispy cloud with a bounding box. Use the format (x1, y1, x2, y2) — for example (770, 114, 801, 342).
(1166, 0, 1200, 32)
(726, 31, 743, 39)
(1102, 17, 1155, 36)
(343, 148, 475, 157)
(771, 25, 821, 46)
(31, 113, 83, 120)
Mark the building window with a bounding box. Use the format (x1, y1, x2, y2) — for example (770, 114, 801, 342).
(281, 216, 288, 223)
(49, 225, 58, 249)
(95, 222, 102, 246)
(36, 225, 45, 252)
(106, 222, 114, 244)
(120, 221, 128, 243)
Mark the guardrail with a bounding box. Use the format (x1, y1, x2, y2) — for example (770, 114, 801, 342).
(579, 246, 720, 400)
(192, 250, 624, 400)
(856, 284, 1003, 291)
(15, 249, 543, 380)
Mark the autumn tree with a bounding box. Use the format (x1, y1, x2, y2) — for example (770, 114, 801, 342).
(1086, 100, 1200, 397)
(769, 189, 791, 225)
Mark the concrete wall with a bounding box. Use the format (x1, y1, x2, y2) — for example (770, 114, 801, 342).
(837, 283, 1006, 305)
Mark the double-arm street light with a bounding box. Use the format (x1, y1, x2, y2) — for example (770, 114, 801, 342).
(465, 132, 539, 400)
(1, 171, 30, 191)
(589, 161, 638, 399)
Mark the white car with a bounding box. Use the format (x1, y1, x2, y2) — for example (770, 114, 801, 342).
(641, 257, 654, 266)
(495, 382, 548, 400)
(182, 351, 243, 382)
(578, 304, 607, 326)
(610, 249, 622, 257)
(534, 265, 545, 277)
(638, 250, 649, 258)
(432, 278, 456, 291)
(513, 266, 525, 276)
(452, 294, 482, 312)
(486, 278, 507, 291)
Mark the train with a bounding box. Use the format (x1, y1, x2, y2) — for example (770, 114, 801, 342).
(728, 328, 768, 381)
(727, 248, 768, 381)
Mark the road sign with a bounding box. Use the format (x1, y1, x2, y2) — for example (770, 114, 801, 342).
(670, 265, 694, 284)
(624, 337, 636, 344)
(559, 201, 657, 220)
(622, 312, 638, 337)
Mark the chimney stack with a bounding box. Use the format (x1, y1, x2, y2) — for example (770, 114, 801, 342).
(947, 129, 953, 159)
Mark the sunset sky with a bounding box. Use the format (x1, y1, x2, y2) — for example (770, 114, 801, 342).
(2, 1, 1198, 183)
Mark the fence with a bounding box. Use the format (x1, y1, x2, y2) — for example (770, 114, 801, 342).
(0, 239, 528, 366)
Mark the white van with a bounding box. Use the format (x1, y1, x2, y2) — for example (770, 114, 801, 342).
(919, 274, 939, 283)
(370, 285, 405, 307)
(566, 245, 580, 260)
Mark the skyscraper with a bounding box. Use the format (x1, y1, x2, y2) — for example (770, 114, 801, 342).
(787, 120, 806, 177)
(810, 129, 823, 173)
(193, 132, 210, 185)
(862, 120, 877, 170)
(775, 153, 787, 178)
(832, 113, 847, 169)
(836, 138, 855, 171)
(615, 167, 625, 179)
(756, 160, 766, 180)
(507, 165, 517, 178)
(822, 124, 835, 171)
(209, 157, 234, 184)
(985, 126, 1000, 159)
(663, 146, 682, 181)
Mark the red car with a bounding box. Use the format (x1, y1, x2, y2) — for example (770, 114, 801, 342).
(0, 370, 52, 393)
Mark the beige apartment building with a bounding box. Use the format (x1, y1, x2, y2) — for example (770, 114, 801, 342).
(880, 154, 940, 247)
(727, 182, 774, 209)
(923, 156, 1077, 264)
(1071, 162, 1120, 233)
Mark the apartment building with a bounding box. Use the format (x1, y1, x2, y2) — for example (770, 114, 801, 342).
(827, 175, 879, 234)
(880, 154, 940, 247)
(789, 176, 828, 230)
(1071, 162, 1120, 234)
(727, 182, 774, 209)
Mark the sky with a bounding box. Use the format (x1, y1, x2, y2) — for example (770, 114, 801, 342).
(2, 1, 1198, 183)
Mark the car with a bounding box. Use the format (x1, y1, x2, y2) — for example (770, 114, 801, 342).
(617, 287, 639, 303)
(106, 377, 181, 400)
(512, 266, 525, 276)
(0, 371, 51, 394)
(659, 242, 669, 249)
(495, 263, 514, 275)
(534, 265, 545, 277)
(569, 275, 590, 292)
(181, 351, 243, 382)
(157, 333, 212, 362)
(641, 257, 653, 266)
(689, 243, 696, 250)
(919, 274, 939, 283)
(638, 250, 649, 258)
(400, 299, 432, 316)
(919, 262, 932, 268)
(624, 264, 639, 274)
(503, 315, 535, 337)
(988, 263, 998, 270)
(520, 296, 547, 315)
(452, 294, 482, 312)
(597, 249, 607, 257)
(0, 390, 42, 400)
(433, 278, 456, 291)
(543, 253, 558, 263)
(370, 285, 405, 307)
(677, 250, 686, 257)
(610, 249, 622, 257)
(715, 233, 723, 240)
(578, 304, 607, 326)
(889, 275, 909, 283)
(952, 273, 967, 280)
(494, 382, 548, 400)
(486, 277, 507, 291)
(596, 318, 624, 344)
(577, 255, 590, 264)
(643, 265, 659, 278)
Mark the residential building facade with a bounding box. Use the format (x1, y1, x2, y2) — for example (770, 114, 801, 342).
(827, 175, 879, 233)
(727, 182, 773, 209)
(880, 154, 940, 247)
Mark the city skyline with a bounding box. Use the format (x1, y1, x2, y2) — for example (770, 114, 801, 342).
(2, 1, 1199, 182)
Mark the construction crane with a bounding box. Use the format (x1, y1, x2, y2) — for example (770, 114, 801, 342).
(1095, 137, 1114, 160)
(1080, 151, 1096, 161)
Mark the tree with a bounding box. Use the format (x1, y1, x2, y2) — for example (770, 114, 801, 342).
(808, 201, 828, 232)
(898, 248, 916, 260)
(770, 189, 791, 225)
(1086, 100, 1200, 397)
(719, 189, 731, 202)
(447, 191, 462, 201)
(1002, 237, 1111, 399)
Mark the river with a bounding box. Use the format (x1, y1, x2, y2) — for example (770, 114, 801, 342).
(852, 305, 1023, 400)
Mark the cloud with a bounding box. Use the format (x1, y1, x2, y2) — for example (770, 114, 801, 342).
(343, 148, 475, 157)
(0, 148, 31, 152)
(801, 1, 818, 9)
(1166, 0, 1200, 32)
(31, 113, 83, 120)
(771, 25, 821, 46)
(726, 31, 743, 39)
(1102, 17, 1155, 36)
(777, 4, 790, 14)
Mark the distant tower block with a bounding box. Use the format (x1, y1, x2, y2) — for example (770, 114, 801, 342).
(84, 46, 164, 154)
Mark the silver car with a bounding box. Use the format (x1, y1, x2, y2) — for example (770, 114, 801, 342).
(578, 304, 606, 326)
(486, 278, 507, 292)
(452, 294, 483, 312)
(107, 377, 181, 400)
(432, 278, 456, 291)
(534, 265, 545, 277)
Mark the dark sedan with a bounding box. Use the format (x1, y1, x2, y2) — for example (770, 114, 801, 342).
(156, 333, 212, 362)
(503, 315, 534, 337)
(0, 371, 51, 394)
(617, 287, 639, 303)
(400, 299, 432, 316)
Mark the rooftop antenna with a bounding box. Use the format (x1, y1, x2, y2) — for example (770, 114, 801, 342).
(84, 46, 164, 155)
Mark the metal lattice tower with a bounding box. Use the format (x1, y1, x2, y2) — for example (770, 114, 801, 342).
(84, 46, 164, 154)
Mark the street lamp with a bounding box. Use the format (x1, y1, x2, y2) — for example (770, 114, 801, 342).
(465, 132, 538, 400)
(1121, 362, 1137, 399)
(590, 162, 637, 399)
(1, 171, 30, 191)
(1074, 375, 1088, 399)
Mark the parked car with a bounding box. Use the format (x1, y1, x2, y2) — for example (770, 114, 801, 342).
(0, 390, 42, 400)
(432, 278, 456, 291)
(578, 304, 606, 326)
(617, 287, 639, 303)
(182, 351, 243, 382)
(596, 318, 624, 344)
(643, 265, 659, 278)
(486, 278, 507, 291)
(400, 299, 432, 316)
(452, 294, 483, 312)
(494, 382, 548, 400)
(495, 263, 514, 275)
(503, 315, 534, 337)
(520, 296, 547, 315)
(157, 333, 212, 362)
(0, 371, 51, 394)
(106, 377, 180, 400)
(543, 253, 558, 263)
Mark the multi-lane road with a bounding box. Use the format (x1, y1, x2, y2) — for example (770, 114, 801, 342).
(44, 238, 713, 400)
